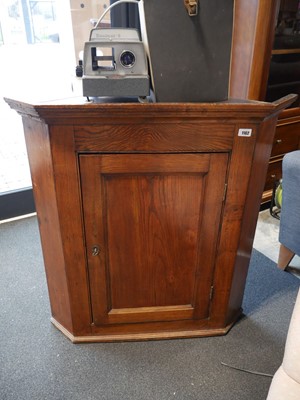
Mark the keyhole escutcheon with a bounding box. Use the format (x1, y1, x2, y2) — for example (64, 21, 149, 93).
(92, 245, 100, 256)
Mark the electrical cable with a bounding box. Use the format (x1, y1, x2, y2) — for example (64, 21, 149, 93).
(94, 0, 140, 28)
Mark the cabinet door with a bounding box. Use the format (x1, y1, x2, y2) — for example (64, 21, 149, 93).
(80, 153, 228, 326)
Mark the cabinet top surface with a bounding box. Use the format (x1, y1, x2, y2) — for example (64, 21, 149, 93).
(4, 95, 297, 125)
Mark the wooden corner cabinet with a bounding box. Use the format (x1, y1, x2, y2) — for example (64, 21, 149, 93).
(5, 95, 295, 343)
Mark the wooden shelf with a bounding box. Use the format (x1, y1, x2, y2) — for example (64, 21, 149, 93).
(272, 48, 300, 54)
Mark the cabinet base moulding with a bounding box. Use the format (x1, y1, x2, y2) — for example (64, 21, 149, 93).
(50, 316, 241, 343)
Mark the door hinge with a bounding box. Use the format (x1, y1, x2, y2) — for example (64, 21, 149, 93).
(209, 286, 214, 301)
(223, 183, 228, 202)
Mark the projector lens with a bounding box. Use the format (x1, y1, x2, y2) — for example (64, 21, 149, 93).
(120, 50, 136, 68)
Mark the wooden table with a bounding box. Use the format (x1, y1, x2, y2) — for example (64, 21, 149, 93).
(5, 95, 295, 342)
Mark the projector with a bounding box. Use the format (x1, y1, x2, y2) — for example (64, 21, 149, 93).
(82, 27, 150, 100)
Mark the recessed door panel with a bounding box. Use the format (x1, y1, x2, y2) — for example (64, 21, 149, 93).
(80, 153, 228, 325)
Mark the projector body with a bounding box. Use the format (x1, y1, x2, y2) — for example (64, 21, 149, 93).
(82, 28, 150, 98)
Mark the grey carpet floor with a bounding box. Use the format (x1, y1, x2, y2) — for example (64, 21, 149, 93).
(0, 215, 299, 400)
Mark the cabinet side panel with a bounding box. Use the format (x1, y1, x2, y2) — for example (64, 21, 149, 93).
(211, 123, 258, 324)
(49, 126, 92, 336)
(22, 117, 73, 332)
(227, 116, 279, 322)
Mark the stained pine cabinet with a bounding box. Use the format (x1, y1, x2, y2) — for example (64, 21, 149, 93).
(5, 96, 295, 342)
